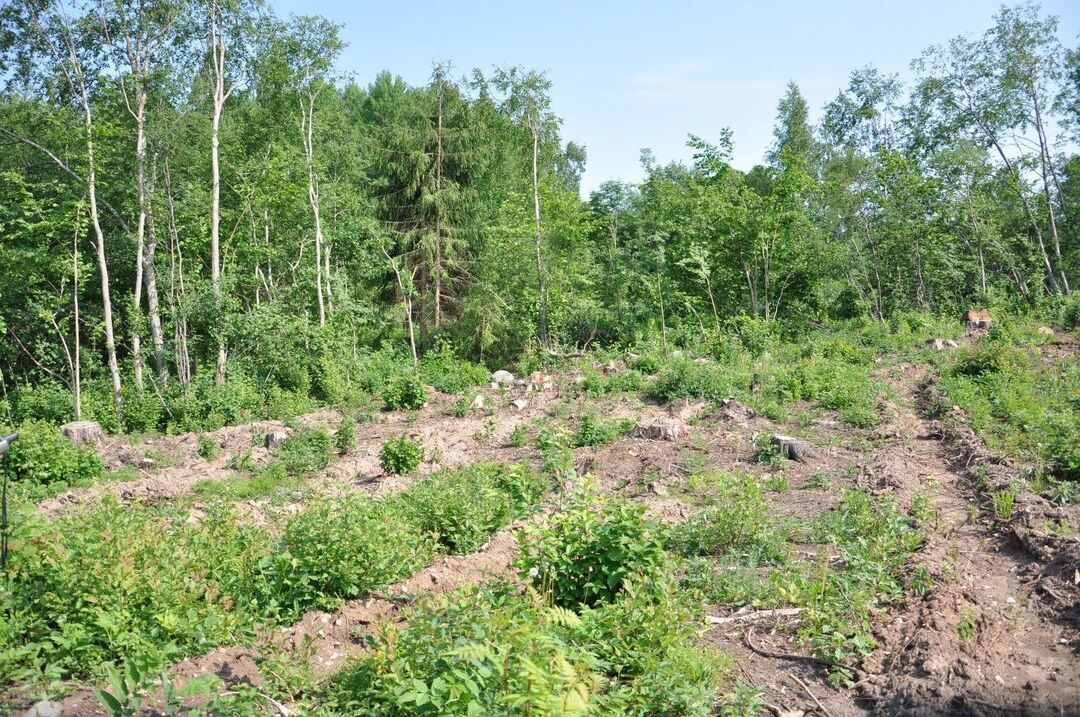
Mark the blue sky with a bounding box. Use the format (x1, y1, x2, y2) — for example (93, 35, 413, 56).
(269, 0, 1079, 195)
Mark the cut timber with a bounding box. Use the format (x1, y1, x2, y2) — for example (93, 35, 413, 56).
(706, 607, 803, 625)
(772, 434, 816, 463)
(60, 421, 103, 446)
(631, 419, 685, 441)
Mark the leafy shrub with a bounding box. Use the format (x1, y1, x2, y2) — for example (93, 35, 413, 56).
(508, 423, 529, 447)
(517, 489, 665, 608)
(379, 433, 423, 475)
(276, 426, 333, 475)
(392, 463, 549, 553)
(334, 416, 357, 455)
(667, 472, 786, 564)
(328, 578, 723, 717)
(629, 353, 662, 375)
(1, 420, 103, 501)
(536, 421, 574, 477)
(278, 496, 435, 610)
(419, 344, 489, 394)
(10, 382, 75, 425)
(121, 392, 166, 434)
(381, 373, 428, 410)
(311, 355, 346, 405)
(649, 359, 749, 404)
(573, 413, 631, 448)
(196, 434, 220, 460)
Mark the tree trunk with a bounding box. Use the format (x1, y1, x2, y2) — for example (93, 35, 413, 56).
(531, 126, 548, 348)
(82, 92, 123, 415)
(72, 211, 81, 421)
(301, 92, 326, 327)
(210, 12, 227, 384)
(145, 155, 166, 385)
(1032, 88, 1070, 295)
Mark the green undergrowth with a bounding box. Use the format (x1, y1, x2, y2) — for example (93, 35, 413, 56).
(674, 472, 922, 685)
(322, 486, 727, 716)
(934, 326, 1079, 480)
(324, 579, 728, 717)
(0, 462, 548, 689)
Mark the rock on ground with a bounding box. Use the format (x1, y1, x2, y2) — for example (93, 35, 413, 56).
(265, 429, 291, 450)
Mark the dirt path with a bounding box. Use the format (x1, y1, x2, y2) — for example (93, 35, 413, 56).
(857, 364, 1080, 716)
(698, 363, 1080, 717)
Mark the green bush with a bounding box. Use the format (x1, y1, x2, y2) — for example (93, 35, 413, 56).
(278, 496, 435, 610)
(381, 373, 428, 410)
(1, 420, 103, 502)
(196, 434, 220, 460)
(517, 489, 665, 608)
(420, 344, 489, 394)
(328, 578, 723, 717)
(379, 433, 423, 475)
(573, 413, 632, 448)
(276, 426, 333, 475)
(667, 472, 787, 564)
(392, 463, 549, 553)
(649, 359, 749, 404)
(334, 415, 357, 455)
(10, 382, 75, 425)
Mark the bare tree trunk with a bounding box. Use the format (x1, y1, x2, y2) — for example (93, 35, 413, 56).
(72, 210, 81, 421)
(656, 269, 667, 353)
(1032, 89, 1070, 295)
(383, 247, 418, 368)
(301, 92, 326, 326)
(531, 126, 548, 348)
(164, 158, 191, 388)
(145, 157, 166, 385)
(209, 4, 229, 384)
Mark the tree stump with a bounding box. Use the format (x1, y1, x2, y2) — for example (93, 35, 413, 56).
(60, 421, 103, 446)
(631, 419, 685, 441)
(265, 430, 291, 450)
(772, 434, 816, 463)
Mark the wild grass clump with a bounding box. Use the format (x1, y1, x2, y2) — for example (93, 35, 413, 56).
(381, 373, 428, 410)
(573, 413, 633, 447)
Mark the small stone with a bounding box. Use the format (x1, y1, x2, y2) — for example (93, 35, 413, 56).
(471, 394, 485, 410)
(265, 430, 291, 450)
(60, 420, 103, 446)
(23, 702, 62, 717)
(490, 370, 515, 386)
(1037, 326, 1055, 336)
(139, 457, 156, 469)
(512, 399, 528, 410)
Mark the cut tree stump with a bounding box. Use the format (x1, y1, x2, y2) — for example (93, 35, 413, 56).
(60, 421, 103, 446)
(265, 430, 291, 450)
(631, 419, 685, 441)
(772, 434, 817, 463)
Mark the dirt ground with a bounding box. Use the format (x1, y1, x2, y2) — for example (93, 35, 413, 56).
(25, 347, 1080, 717)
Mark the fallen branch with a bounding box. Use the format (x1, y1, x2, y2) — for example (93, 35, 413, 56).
(791, 674, 834, 717)
(706, 607, 803, 625)
(744, 626, 865, 675)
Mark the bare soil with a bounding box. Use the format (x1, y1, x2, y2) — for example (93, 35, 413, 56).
(25, 346, 1080, 717)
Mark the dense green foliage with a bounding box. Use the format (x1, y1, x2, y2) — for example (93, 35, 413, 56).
(0, 461, 547, 685)
(379, 434, 423, 475)
(0, 1, 1076, 447)
(517, 488, 666, 608)
(0, 420, 103, 502)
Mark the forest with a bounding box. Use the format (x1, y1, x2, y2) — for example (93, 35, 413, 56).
(0, 1, 1078, 716)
